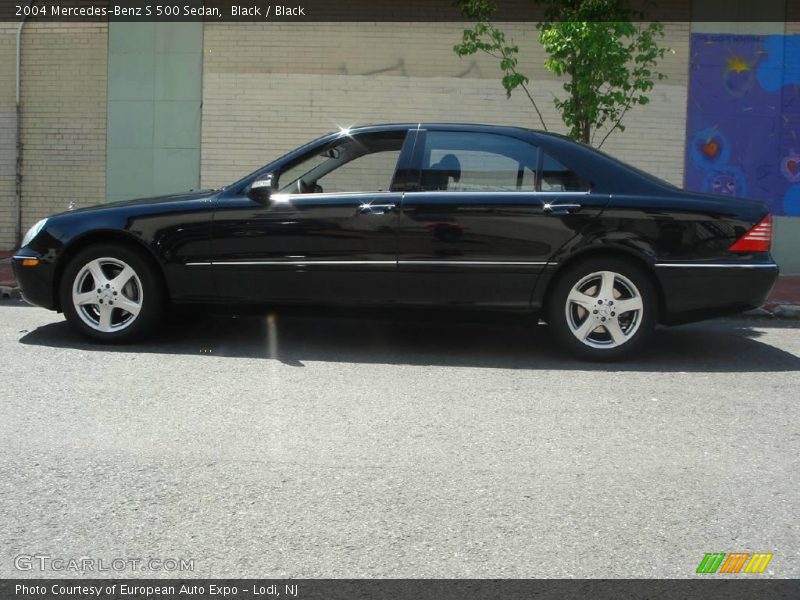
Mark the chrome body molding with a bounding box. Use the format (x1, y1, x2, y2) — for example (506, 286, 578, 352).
(186, 260, 554, 267)
(186, 260, 396, 267)
(654, 263, 778, 269)
(400, 260, 551, 266)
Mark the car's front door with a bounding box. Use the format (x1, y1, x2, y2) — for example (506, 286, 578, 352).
(397, 129, 609, 307)
(212, 129, 414, 304)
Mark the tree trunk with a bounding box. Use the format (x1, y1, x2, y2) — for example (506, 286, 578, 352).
(570, 70, 591, 145)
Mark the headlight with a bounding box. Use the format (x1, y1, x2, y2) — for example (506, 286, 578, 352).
(21, 218, 48, 248)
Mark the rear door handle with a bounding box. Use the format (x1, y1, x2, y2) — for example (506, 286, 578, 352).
(358, 203, 396, 215)
(543, 202, 582, 216)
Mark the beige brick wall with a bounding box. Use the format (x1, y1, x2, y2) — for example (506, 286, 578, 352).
(0, 22, 107, 250)
(0, 23, 19, 249)
(201, 21, 689, 190)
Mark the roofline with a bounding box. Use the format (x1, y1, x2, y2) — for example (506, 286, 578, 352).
(342, 122, 547, 134)
(342, 123, 584, 147)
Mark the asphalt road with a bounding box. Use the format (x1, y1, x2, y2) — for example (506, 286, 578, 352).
(0, 299, 798, 579)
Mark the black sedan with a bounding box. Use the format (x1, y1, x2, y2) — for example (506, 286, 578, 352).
(13, 123, 778, 359)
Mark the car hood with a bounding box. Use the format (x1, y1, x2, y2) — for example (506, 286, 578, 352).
(51, 190, 219, 218)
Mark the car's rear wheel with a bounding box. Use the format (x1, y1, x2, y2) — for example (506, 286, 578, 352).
(546, 257, 657, 360)
(59, 243, 164, 343)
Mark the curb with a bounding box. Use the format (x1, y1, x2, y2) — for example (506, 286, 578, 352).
(0, 286, 21, 300)
(771, 304, 800, 320)
(744, 304, 800, 320)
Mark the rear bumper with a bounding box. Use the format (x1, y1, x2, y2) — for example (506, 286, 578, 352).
(656, 262, 779, 325)
(12, 253, 57, 310)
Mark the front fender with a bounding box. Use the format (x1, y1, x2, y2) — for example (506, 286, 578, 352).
(20, 197, 217, 308)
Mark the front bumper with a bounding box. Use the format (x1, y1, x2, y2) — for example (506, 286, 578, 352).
(656, 262, 779, 325)
(12, 251, 58, 310)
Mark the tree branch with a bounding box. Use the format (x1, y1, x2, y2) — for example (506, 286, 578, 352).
(596, 23, 646, 149)
(596, 89, 636, 150)
(473, 23, 548, 131)
(516, 78, 549, 132)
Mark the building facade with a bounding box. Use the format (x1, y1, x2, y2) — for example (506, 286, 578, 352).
(1, 3, 799, 272)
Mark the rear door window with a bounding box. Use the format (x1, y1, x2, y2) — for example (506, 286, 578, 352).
(417, 131, 539, 192)
(540, 153, 591, 192)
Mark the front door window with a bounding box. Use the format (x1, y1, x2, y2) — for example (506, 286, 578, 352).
(278, 132, 406, 194)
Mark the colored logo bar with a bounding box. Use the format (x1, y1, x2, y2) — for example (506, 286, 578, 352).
(696, 552, 773, 574)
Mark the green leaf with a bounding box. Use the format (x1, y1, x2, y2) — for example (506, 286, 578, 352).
(454, 0, 671, 145)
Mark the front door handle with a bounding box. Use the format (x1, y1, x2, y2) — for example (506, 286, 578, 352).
(543, 202, 582, 216)
(358, 203, 397, 215)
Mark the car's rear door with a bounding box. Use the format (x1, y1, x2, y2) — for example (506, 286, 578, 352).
(396, 128, 608, 307)
(212, 129, 416, 304)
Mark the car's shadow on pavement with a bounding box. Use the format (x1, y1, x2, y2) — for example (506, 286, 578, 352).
(17, 307, 800, 373)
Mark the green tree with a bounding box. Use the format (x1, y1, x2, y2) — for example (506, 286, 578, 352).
(454, 0, 671, 147)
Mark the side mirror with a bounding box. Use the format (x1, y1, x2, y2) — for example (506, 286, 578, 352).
(247, 174, 276, 203)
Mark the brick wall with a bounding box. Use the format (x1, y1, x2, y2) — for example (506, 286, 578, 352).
(200, 21, 690, 190)
(0, 22, 107, 250)
(0, 23, 19, 249)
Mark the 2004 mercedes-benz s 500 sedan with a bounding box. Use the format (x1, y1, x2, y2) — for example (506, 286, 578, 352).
(14, 123, 779, 359)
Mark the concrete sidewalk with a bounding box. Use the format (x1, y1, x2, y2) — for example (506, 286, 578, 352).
(1, 250, 16, 299)
(763, 276, 800, 318)
(2, 249, 799, 314)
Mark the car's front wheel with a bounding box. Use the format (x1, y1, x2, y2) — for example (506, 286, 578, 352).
(546, 257, 657, 360)
(59, 243, 164, 343)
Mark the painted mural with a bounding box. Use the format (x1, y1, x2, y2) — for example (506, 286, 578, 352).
(685, 33, 800, 217)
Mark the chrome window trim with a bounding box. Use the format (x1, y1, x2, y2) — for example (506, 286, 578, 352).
(402, 191, 591, 197)
(270, 191, 402, 202)
(263, 191, 591, 202)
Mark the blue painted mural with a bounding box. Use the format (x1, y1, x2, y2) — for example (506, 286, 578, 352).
(685, 33, 800, 217)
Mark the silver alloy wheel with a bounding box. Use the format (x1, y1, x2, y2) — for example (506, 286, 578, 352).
(564, 270, 644, 349)
(71, 257, 144, 333)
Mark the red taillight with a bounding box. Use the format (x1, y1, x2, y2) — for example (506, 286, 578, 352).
(728, 214, 772, 253)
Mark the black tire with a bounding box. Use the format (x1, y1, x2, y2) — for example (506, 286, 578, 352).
(59, 243, 165, 343)
(546, 257, 658, 361)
